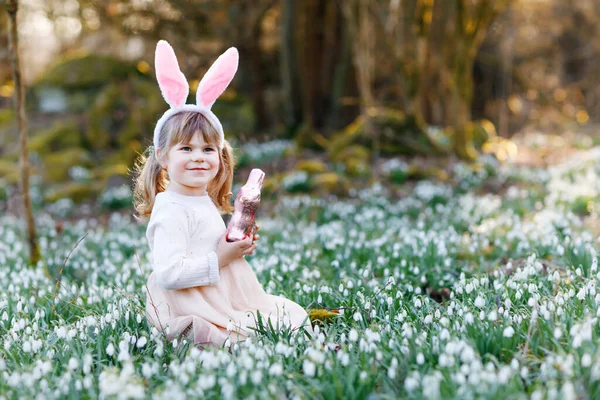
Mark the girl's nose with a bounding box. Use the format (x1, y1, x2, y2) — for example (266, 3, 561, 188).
(191, 150, 204, 162)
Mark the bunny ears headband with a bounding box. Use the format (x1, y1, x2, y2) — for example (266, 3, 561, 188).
(153, 40, 239, 154)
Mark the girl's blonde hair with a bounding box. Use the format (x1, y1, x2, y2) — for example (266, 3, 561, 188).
(133, 111, 235, 220)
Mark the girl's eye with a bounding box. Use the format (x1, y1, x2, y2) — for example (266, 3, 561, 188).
(204, 147, 215, 152)
(180, 146, 192, 151)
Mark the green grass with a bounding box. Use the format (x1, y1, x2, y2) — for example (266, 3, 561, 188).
(3, 146, 600, 399)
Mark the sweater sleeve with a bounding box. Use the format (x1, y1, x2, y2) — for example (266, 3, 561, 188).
(149, 203, 220, 290)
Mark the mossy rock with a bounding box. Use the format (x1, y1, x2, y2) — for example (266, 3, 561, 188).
(295, 159, 328, 174)
(312, 172, 350, 196)
(469, 119, 497, 149)
(41, 148, 91, 182)
(328, 108, 441, 161)
(406, 165, 449, 182)
(295, 121, 328, 151)
(30, 121, 82, 153)
(93, 163, 130, 183)
(0, 158, 19, 184)
(36, 54, 145, 90)
(44, 181, 102, 203)
(332, 144, 371, 177)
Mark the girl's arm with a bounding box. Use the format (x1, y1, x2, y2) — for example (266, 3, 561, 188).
(149, 204, 220, 290)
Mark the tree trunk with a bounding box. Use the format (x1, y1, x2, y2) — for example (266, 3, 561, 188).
(280, 0, 303, 133)
(5, 0, 41, 266)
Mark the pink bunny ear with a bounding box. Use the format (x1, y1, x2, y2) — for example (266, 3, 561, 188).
(155, 40, 189, 108)
(196, 47, 239, 109)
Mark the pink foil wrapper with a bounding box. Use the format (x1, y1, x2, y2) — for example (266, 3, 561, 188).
(226, 169, 265, 242)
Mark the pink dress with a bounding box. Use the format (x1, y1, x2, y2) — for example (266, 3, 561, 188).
(144, 190, 312, 347)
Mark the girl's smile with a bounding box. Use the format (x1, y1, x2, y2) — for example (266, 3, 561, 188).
(159, 133, 220, 196)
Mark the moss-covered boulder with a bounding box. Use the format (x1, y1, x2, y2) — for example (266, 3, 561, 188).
(44, 181, 103, 204)
(35, 54, 145, 90)
(328, 108, 443, 162)
(41, 148, 91, 182)
(29, 121, 82, 153)
(312, 172, 350, 196)
(295, 121, 329, 151)
(295, 159, 328, 174)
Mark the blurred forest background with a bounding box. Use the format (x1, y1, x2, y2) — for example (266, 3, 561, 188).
(0, 0, 599, 213)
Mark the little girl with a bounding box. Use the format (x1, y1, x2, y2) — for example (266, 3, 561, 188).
(133, 40, 312, 348)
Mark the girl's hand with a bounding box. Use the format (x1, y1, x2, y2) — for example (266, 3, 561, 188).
(252, 225, 260, 243)
(216, 234, 257, 268)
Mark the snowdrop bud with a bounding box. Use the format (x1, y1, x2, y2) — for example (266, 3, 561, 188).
(106, 343, 115, 356)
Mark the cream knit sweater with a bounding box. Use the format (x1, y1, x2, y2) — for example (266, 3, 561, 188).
(146, 190, 223, 290)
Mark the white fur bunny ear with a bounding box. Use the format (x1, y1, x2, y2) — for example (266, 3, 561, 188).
(196, 47, 239, 109)
(155, 40, 189, 108)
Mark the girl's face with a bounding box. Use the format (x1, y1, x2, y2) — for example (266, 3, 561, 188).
(160, 132, 220, 196)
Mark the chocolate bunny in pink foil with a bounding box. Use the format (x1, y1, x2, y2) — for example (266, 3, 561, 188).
(226, 169, 265, 242)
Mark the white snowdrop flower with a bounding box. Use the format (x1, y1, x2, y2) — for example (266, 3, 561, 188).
(404, 375, 419, 391)
(172, 338, 178, 348)
(22, 340, 32, 353)
(303, 360, 316, 377)
(562, 381, 576, 400)
(56, 327, 66, 339)
(527, 298, 536, 307)
(268, 363, 283, 376)
(487, 310, 498, 321)
(510, 358, 519, 370)
(106, 343, 115, 356)
(353, 312, 362, 322)
(582, 354, 592, 368)
(137, 314, 142, 324)
(136, 336, 147, 348)
(387, 367, 396, 379)
(503, 326, 515, 338)
(495, 364, 511, 385)
(440, 329, 450, 340)
(465, 283, 473, 294)
(577, 287, 587, 300)
(68, 357, 79, 371)
(198, 374, 216, 390)
(348, 328, 359, 342)
(416, 353, 425, 365)
(251, 370, 262, 384)
(226, 363, 236, 378)
(474, 296, 485, 308)
(423, 314, 433, 324)
(83, 376, 93, 389)
(464, 313, 474, 325)
(531, 390, 543, 400)
(338, 284, 344, 292)
(226, 319, 234, 332)
(553, 328, 562, 339)
(360, 371, 368, 381)
(83, 354, 93, 374)
(414, 298, 422, 308)
(422, 372, 442, 400)
(221, 383, 234, 400)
